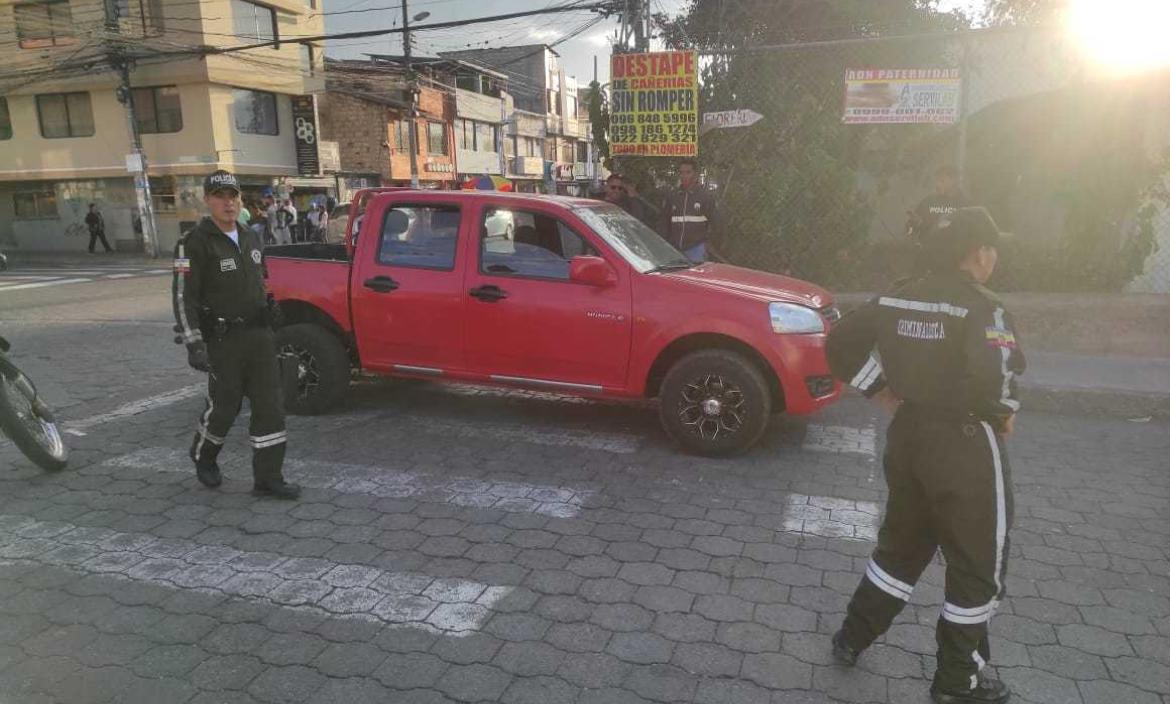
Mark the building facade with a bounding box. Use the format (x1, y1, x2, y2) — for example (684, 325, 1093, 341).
(441, 45, 603, 196)
(318, 59, 457, 192)
(0, 0, 324, 253)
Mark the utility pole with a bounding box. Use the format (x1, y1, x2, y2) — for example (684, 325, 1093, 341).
(402, 0, 421, 188)
(105, 0, 159, 257)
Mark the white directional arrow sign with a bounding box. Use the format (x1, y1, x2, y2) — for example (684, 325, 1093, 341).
(700, 109, 764, 135)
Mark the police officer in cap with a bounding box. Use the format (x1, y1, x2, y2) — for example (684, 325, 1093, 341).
(173, 170, 301, 500)
(826, 207, 1024, 703)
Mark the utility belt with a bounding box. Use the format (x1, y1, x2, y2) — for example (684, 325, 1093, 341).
(201, 308, 269, 340)
(898, 402, 1008, 433)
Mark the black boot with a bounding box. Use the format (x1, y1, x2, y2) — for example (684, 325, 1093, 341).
(252, 479, 301, 500)
(196, 464, 223, 488)
(189, 440, 223, 488)
(831, 629, 860, 666)
(931, 674, 1011, 704)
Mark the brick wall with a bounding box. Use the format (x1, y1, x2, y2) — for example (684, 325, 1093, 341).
(319, 92, 392, 182)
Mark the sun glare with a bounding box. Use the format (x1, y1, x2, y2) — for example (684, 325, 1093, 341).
(1068, 0, 1170, 74)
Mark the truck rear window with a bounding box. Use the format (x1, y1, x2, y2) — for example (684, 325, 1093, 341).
(376, 205, 461, 270)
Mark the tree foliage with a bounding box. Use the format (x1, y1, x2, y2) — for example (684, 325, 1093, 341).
(650, 0, 964, 285)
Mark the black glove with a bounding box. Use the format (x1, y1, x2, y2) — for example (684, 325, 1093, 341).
(267, 296, 284, 329)
(186, 341, 210, 372)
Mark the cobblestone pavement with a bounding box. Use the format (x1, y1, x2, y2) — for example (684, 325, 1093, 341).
(1, 279, 1168, 704)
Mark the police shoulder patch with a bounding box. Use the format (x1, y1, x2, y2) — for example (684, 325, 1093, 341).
(251, 249, 262, 264)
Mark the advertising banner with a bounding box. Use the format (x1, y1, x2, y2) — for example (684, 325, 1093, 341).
(291, 95, 320, 175)
(610, 51, 699, 157)
(842, 68, 961, 124)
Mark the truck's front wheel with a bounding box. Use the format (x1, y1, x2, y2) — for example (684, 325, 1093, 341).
(275, 323, 350, 415)
(659, 349, 772, 457)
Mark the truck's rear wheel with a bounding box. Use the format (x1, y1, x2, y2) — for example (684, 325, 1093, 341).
(275, 324, 350, 415)
(659, 349, 772, 457)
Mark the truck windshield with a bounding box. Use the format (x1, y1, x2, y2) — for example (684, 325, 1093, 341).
(573, 204, 692, 274)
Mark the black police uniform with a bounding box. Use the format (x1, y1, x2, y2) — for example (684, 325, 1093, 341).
(826, 210, 1024, 701)
(173, 173, 296, 498)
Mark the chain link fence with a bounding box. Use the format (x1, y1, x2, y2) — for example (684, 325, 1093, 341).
(619, 26, 1170, 294)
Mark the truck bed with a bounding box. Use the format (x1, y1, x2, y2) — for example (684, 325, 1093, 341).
(266, 245, 352, 332)
(265, 242, 348, 262)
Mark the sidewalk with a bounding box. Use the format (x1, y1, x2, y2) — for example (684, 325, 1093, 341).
(3, 252, 165, 268)
(1021, 351, 1170, 420)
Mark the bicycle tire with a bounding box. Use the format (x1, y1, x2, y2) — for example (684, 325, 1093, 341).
(0, 371, 67, 471)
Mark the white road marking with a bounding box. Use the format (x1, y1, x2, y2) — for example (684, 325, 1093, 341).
(106, 447, 596, 519)
(406, 416, 641, 455)
(0, 514, 510, 635)
(0, 278, 91, 292)
(105, 273, 137, 279)
(781, 493, 882, 541)
(67, 385, 204, 431)
(145, 269, 170, 275)
(802, 424, 877, 458)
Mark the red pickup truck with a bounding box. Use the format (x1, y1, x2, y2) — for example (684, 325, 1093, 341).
(265, 189, 840, 456)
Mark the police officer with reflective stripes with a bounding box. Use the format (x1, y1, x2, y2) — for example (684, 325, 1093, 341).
(826, 207, 1024, 704)
(173, 170, 301, 500)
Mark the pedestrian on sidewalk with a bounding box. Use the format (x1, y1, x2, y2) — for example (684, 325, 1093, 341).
(85, 203, 114, 254)
(825, 206, 1024, 704)
(172, 169, 301, 500)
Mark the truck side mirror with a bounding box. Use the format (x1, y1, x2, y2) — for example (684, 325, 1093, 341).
(569, 256, 617, 288)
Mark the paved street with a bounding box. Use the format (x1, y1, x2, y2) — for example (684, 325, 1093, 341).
(0, 268, 1167, 704)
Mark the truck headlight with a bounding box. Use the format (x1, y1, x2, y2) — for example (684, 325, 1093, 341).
(769, 302, 825, 334)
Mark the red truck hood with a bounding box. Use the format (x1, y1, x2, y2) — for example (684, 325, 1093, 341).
(660, 263, 833, 309)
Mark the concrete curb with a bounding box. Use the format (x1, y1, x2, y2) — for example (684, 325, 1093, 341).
(1021, 384, 1170, 422)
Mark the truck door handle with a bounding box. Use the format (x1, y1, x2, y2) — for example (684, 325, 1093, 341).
(469, 285, 508, 302)
(363, 276, 399, 293)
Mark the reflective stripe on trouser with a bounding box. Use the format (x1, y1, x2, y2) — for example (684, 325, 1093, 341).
(840, 409, 1013, 691)
(189, 326, 287, 484)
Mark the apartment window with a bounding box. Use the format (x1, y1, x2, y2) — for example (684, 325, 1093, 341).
(568, 96, 578, 119)
(523, 137, 539, 158)
(232, 0, 276, 43)
(150, 177, 176, 213)
(123, 0, 166, 34)
(143, 0, 165, 33)
(300, 45, 317, 77)
(13, 189, 57, 219)
(427, 121, 447, 156)
(576, 141, 588, 163)
(131, 86, 182, 134)
(475, 122, 497, 153)
(394, 120, 411, 153)
(36, 92, 95, 139)
(14, 1, 74, 49)
(0, 98, 11, 141)
(233, 89, 278, 135)
(457, 119, 472, 151)
(547, 90, 561, 116)
(560, 142, 574, 164)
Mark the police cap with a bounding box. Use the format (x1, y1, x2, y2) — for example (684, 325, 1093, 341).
(929, 206, 1003, 270)
(203, 170, 241, 196)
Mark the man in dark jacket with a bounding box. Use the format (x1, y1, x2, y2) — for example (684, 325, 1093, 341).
(85, 203, 113, 254)
(173, 170, 300, 500)
(907, 166, 971, 274)
(660, 158, 716, 262)
(603, 174, 656, 228)
(826, 207, 1023, 704)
